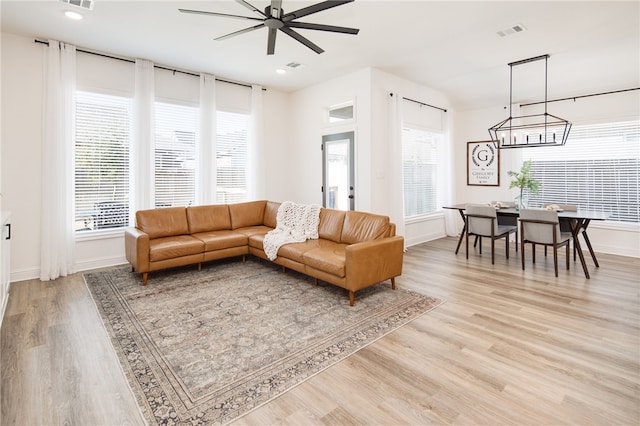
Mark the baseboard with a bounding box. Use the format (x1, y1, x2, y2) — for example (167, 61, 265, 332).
(9, 256, 128, 283)
(74, 255, 128, 273)
(405, 231, 447, 248)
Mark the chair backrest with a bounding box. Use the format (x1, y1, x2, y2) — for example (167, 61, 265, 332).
(465, 204, 498, 236)
(520, 208, 562, 245)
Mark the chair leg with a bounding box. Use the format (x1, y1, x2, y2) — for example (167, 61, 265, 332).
(515, 230, 518, 252)
(491, 238, 495, 264)
(479, 236, 482, 254)
(521, 240, 526, 271)
(553, 245, 559, 277)
(505, 236, 510, 260)
(566, 243, 570, 270)
(532, 243, 536, 264)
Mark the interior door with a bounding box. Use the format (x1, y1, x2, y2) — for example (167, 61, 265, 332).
(322, 131, 355, 210)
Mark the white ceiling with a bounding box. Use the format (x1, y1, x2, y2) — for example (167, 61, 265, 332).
(2, 0, 639, 110)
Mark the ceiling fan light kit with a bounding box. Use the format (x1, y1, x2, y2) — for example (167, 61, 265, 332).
(489, 54, 572, 149)
(179, 0, 360, 55)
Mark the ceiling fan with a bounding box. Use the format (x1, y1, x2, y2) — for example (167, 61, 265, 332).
(179, 0, 359, 55)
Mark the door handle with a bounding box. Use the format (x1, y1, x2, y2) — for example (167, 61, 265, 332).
(348, 195, 354, 199)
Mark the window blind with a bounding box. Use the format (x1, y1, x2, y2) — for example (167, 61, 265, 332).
(402, 127, 442, 218)
(74, 91, 132, 231)
(216, 111, 249, 204)
(526, 120, 640, 223)
(154, 101, 198, 207)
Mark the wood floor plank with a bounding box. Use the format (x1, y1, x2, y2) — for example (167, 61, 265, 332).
(1, 237, 639, 425)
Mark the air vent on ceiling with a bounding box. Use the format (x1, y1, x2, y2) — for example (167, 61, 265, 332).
(60, 0, 95, 10)
(497, 23, 527, 37)
(286, 62, 303, 69)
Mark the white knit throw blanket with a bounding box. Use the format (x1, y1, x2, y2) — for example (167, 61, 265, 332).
(263, 201, 321, 261)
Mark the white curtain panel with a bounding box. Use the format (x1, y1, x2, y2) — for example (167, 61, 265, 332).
(441, 111, 458, 237)
(247, 85, 265, 200)
(388, 93, 406, 247)
(131, 59, 155, 214)
(198, 73, 217, 205)
(40, 40, 76, 281)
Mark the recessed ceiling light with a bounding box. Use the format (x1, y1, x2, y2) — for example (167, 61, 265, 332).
(276, 68, 286, 75)
(64, 10, 83, 20)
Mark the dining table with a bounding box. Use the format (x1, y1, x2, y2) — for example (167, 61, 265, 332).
(443, 204, 610, 279)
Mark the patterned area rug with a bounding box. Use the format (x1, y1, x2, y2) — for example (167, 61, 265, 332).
(84, 259, 442, 425)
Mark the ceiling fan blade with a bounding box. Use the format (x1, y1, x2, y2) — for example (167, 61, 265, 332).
(215, 23, 266, 41)
(179, 8, 263, 22)
(282, 0, 354, 22)
(267, 28, 277, 54)
(286, 21, 359, 35)
(235, 0, 267, 17)
(279, 26, 324, 54)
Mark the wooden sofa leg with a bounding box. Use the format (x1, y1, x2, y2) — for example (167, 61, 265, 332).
(242, 255, 246, 262)
(314, 278, 318, 286)
(391, 277, 396, 290)
(348, 290, 355, 306)
(142, 272, 148, 286)
(282, 266, 286, 273)
(198, 263, 202, 272)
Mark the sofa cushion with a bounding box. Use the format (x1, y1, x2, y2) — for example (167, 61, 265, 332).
(192, 230, 247, 252)
(302, 244, 348, 277)
(137, 207, 189, 239)
(341, 211, 390, 244)
(274, 239, 337, 262)
(263, 201, 281, 228)
(187, 205, 231, 234)
(318, 209, 346, 243)
(149, 235, 204, 262)
(229, 200, 267, 229)
(234, 225, 272, 238)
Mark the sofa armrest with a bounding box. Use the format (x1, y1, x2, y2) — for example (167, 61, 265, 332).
(345, 236, 404, 292)
(125, 227, 150, 273)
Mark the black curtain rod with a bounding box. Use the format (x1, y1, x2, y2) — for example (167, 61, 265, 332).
(520, 87, 639, 107)
(389, 93, 447, 112)
(34, 39, 258, 90)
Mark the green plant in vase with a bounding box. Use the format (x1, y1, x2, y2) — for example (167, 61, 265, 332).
(508, 159, 540, 210)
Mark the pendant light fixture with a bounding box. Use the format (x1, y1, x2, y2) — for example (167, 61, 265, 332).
(489, 54, 572, 149)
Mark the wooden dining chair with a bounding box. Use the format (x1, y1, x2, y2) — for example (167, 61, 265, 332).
(465, 204, 518, 264)
(519, 208, 572, 277)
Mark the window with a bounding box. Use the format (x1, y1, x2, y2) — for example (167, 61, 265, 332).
(403, 127, 444, 218)
(74, 91, 132, 232)
(154, 101, 198, 207)
(526, 120, 640, 223)
(216, 111, 249, 204)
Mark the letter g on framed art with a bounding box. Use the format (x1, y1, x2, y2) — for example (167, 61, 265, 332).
(467, 141, 500, 186)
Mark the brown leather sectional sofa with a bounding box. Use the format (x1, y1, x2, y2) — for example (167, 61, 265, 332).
(124, 200, 404, 305)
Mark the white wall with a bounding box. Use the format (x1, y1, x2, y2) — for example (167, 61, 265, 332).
(287, 68, 371, 208)
(287, 67, 456, 247)
(454, 89, 640, 257)
(1, 33, 43, 282)
(0, 32, 293, 282)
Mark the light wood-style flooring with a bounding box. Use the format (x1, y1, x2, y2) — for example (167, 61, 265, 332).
(2, 237, 639, 425)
